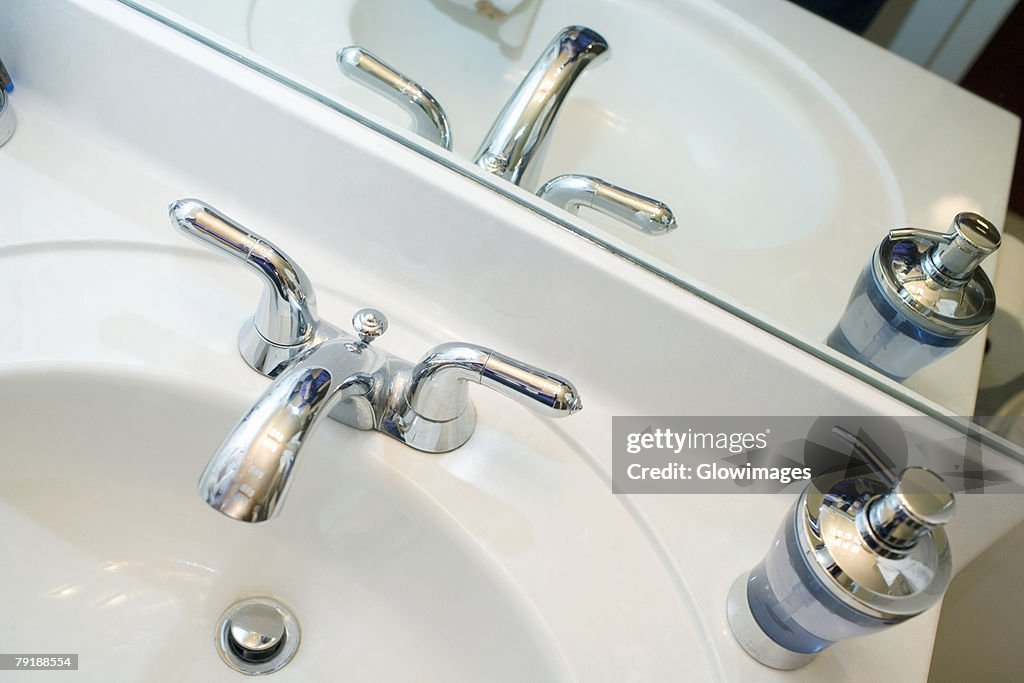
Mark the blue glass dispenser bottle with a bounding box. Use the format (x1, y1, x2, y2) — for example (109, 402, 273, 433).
(828, 212, 1000, 380)
(727, 460, 955, 670)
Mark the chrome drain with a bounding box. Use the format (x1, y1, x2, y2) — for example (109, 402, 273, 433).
(215, 597, 300, 675)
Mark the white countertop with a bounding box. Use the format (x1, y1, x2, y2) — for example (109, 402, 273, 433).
(3, 1, 1024, 679)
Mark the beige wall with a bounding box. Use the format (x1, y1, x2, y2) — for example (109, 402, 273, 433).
(930, 520, 1024, 681)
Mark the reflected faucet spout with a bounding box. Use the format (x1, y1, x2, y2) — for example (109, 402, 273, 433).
(474, 26, 609, 189)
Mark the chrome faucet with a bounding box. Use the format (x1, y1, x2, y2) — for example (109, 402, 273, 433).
(471, 26, 608, 188)
(338, 27, 606, 188)
(171, 199, 582, 522)
(336, 29, 676, 234)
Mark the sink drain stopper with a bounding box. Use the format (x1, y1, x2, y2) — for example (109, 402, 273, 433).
(216, 597, 300, 675)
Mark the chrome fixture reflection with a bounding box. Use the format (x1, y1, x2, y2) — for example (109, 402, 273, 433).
(336, 28, 676, 234)
(472, 26, 608, 188)
(337, 46, 452, 150)
(537, 174, 677, 236)
(172, 199, 582, 523)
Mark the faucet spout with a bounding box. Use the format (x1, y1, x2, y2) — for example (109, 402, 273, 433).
(198, 339, 381, 522)
(474, 26, 609, 189)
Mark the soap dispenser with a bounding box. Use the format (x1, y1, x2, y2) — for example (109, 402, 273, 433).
(726, 453, 955, 670)
(827, 212, 1000, 380)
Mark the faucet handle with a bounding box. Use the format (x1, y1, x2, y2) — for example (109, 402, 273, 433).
(382, 342, 582, 452)
(337, 46, 453, 150)
(474, 348, 583, 418)
(169, 199, 330, 376)
(537, 174, 677, 236)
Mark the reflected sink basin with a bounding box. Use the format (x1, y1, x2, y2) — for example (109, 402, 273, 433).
(0, 368, 569, 680)
(153, 0, 903, 337)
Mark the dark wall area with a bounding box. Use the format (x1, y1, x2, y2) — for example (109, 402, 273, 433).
(787, 0, 886, 34)
(960, 2, 1024, 214)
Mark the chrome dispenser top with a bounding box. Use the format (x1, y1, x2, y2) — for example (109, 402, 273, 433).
(800, 464, 954, 619)
(874, 211, 1000, 338)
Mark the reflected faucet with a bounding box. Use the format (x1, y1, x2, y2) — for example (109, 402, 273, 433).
(171, 199, 582, 522)
(472, 26, 608, 188)
(537, 175, 677, 236)
(337, 46, 453, 150)
(336, 27, 678, 234)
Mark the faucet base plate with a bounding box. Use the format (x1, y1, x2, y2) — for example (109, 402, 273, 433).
(379, 401, 478, 453)
(239, 318, 343, 377)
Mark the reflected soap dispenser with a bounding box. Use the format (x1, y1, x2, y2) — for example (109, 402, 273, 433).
(827, 212, 1000, 380)
(0, 56, 14, 148)
(726, 458, 955, 670)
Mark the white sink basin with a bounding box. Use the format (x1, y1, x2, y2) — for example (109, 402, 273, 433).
(0, 367, 569, 680)
(0, 244, 713, 680)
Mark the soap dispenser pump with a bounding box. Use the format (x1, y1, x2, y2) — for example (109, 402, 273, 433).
(827, 212, 1000, 380)
(726, 444, 955, 670)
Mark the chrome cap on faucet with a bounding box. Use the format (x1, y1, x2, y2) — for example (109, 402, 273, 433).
(337, 46, 453, 150)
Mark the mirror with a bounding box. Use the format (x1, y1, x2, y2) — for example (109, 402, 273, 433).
(118, 0, 1023, 450)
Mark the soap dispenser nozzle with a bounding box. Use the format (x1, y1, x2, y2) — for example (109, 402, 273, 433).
(827, 211, 1001, 380)
(889, 212, 1001, 285)
(860, 467, 955, 554)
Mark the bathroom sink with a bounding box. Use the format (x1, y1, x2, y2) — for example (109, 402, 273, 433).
(0, 367, 573, 680)
(5, 3, 1005, 673)
(0, 244, 713, 680)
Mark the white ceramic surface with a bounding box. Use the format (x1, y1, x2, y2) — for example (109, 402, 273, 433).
(2, 1, 1023, 680)
(0, 365, 571, 681)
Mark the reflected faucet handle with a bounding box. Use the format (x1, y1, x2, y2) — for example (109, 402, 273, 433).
(382, 342, 582, 453)
(337, 46, 453, 150)
(169, 198, 331, 376)
(537, 174, 678, 236)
